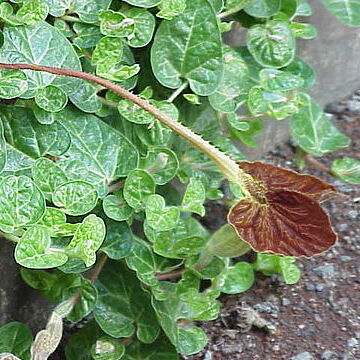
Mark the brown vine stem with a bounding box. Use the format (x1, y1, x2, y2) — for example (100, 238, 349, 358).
(0, 62, 251, 193)
(155, 269, 184, 281)
(305, 154, 333, 175)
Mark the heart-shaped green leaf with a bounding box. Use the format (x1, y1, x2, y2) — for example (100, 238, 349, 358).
(103, 190, 133, 222)
(0, 69, 28, 99)
(331, 157, 360, 184)
(220, 262, 255, 294)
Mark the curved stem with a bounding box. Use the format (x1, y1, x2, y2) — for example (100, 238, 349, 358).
(0, 63, 251, 191)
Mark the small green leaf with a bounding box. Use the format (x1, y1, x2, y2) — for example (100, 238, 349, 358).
(124, 169, 155, 210)
(73, 23, 103, 48)
(151, 0, 223, 95)
(35, 85, 68, 113)
(38, 207, 66, 228)
(220, 262, 255, 294)
(331, 157, 360, 184)
(157, 0, 187, 20)
(124, 8, 155, 48)
(100, 10, 135, 38)
(94, 260, 159, 342)
(279, 258, 301, 284)
(66, 215, 106, 267)
(91, 336, 125, 360)
(0, 69, 28, 99)
(259, 68, 304, 91)
(291, 94, 351, 156)
(0, 175, 45, 233)
(145, 194, 180, 231)
(17, 0, 48, 25)
(320, 0, 360, 26)
(53, 181, 98, 216)
(97, 63, 140, 82)
(15, 226, 68, 269)
(140, 146, 179, 185)
(33, 106, 64, 125)
(247, 20, 295, 68)
(118, 99, 154, 125)
(123, 0, 161, 7)
(244, 0, 281, 17)
(181, 178, 206, 216)
(92, 36, 123, 65)
(0, 322, 33, 360)
(103, 190, 133, 222)
(32, 158, 68, 200)
(100, 221, 133, 260)
(0, 118, 6, 172)
(183, 94, 201, 105)
(284, 57, 316, 89)
(227, 113, 250, 131)
(291, 22, 317, 39)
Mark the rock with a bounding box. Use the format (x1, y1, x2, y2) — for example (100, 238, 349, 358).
(315, 284, 326, 292)
(282, 298, 291, 306)
(347, 338, 358, 347)
(253, 302, 278, 314)
(339, 256, 352, 263)
(291, 351, 314, 360)
(325, 103, 346, 114)
(313, 264, 336, 279)
(348, 210, 358, 219)
(306, 284, 316, 291)
(346, 100, 360, 114)
(321, 350, 338, 360)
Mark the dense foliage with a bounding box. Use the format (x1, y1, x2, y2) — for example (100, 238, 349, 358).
(0, 0, 359, 359)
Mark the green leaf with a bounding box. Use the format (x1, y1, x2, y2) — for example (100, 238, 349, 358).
(0, 322, 33, 360)
(291, 22, 317, 39)
(331, 157, 360, 184)
(100, 10, 135, 38)
(15, 226, 68, 269)
(33, 106, 65, 125)
(145, 217, 207, 259)
(17, 0, 49, 25)
(96, 63, 140, 82)
(181, 178, 206, 216)
(247, 20, 295, 68)
(91, 336, 125, 360)
(157, 0, 187, 20)
(94, 260, 160, 342)
(100, 220, 133, 260)
(151, 0, 223, 96)
(0, 3, 24, 26)
(73, 23, 103, 48)
(0, 175, 45, 233)
(140, 146, 179, 185)
(57, 107, 138, 197)
(145, 194, 180, 231)
(32, 157, 68, 200)
(53, 181, 98, 216)
(0, 69, 28, 99)
(0, 21, 100, 112)
(103, 190, 133, 222)
(320, 0, 360, 26)
(92, 36, 123, 66)
(291, 94, 351, 156)
(284, 57, 316, 89)
(66, 214, 106, 267)
(279, 258, 301, 284)
(208, 46, 249, 113)
(124, 8, 156, 48)
(259, 68, 304, 91)
(209, 0, 224, 12)
(152, 283, 208, 355)
(0, 118, 6, 172)
(244, 0, 281, 17)
(220, 262, 254, 294)
(123, 169, 155, 210)
(45, 0, 112, 23)
(227, 113, 250, 131)
(123, 0, 161, 7)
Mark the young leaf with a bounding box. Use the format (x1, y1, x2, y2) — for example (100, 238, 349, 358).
(17, 0, 49, 25)
(291, 94, 351, 156)
(331, 157, 360, 184)
(140, 146, 179, 185)
(32, 158, 68, 200)
(52, 181, 98, 216)
(99, 10, 135, 38)
(145, 194, 180, 231)
(279, 258, 301, 284)
(123, 0, 161, 7)
(151, 0, 223, 95)
(0, 118, 6, 172)
(244, 0, 281, 17)
(124, 8, 156, 48)
(181, 178, 206, 216)
(92, 36, 123, 66)
(157, 0, 187, 20)
(15, 226, 68, 269)
(247, 20, 295, 68)
(0, 69, 28, 99)
(103, 190, 133, 222)
(0, 175, 45, 233)
(66, 215, 105, 266)
(73, 23, 103, 48)
(259, 68, 304, 91)
(33, 106, 65, 125)
(94, 260, 160, 342)
(220, 262, 255, 294)
(0, 322, 33, 360)
(123, 169, 155, 210)
(91, 336, 125, 360)
(320, 0, 360, 26)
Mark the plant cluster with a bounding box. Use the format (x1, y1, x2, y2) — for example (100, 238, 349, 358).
(0, 0, 359, 359)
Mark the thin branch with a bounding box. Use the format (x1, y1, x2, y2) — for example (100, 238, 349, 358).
(108, 180, 125, 193)
(0, 231, 20, 243)
(167, 81, 188, 103)
(87, 253, 108, 282)
(305, 154, 333, 175)
(156, 269, 184, 281)
(218, 4, 247, 19)
(58, 15, 82, 23)
(0, 62, 245, 185)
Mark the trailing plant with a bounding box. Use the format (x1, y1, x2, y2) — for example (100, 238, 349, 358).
(0, 0, 359, 359)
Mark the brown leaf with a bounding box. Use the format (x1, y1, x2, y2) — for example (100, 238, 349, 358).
(228, 189, 337, 257)
(238, 161, 336, 202)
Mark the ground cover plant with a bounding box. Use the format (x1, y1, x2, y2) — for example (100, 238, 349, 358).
(0, 0, 359, 359)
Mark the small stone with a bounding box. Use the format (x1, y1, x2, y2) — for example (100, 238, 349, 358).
(306, 284, 316, 291)
(348, 210, 358, 219)
(291, 351, 314, 360)
(339, 256, 352, 263)
(321, 350, 337, 360)
(282, 298, 291, 306)
(273, 345, 280, 351)
(347, 338, 358, 347)
(346, 100, 360, 114)
(338, 223, 349, 232)
(313, 264, 336, 279)
(316, 284, 326, 292)
(204, 351, 213, 360)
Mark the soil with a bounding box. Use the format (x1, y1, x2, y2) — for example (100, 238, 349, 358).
(183, 96, 360, 360)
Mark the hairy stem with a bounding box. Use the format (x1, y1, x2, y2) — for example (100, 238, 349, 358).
(167, 81, 188, 102)
(0, 231, 20, 243)
(218, 4, 248, 19)
(0, 62, 251, 192)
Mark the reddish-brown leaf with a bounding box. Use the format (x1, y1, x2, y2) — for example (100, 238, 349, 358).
(238, 161, 336, 202)
(228, 189, 337, 257)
